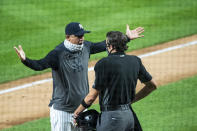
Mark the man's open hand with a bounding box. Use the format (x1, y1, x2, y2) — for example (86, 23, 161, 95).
(14, 45, 26, 61)
(126, 24, 144, 40)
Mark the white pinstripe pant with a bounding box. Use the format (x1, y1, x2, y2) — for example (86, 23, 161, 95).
(50, 105, 80, 131)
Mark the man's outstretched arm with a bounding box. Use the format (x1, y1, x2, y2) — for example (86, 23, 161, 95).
(14, 45, 58, 71)
(89, 24, 145, 54)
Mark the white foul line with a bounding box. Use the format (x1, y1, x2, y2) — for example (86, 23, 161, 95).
(138, 40, 197, 58)
(0, 78, 52, 95)
(1, 40, 197, 95)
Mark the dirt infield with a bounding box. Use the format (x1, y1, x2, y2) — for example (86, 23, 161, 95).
(0, 35, 197, 129)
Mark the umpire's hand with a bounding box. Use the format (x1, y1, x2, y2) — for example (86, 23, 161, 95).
(14, 45, 26, 61)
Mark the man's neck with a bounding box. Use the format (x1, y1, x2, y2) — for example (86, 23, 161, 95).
(110, 49, 117, 53)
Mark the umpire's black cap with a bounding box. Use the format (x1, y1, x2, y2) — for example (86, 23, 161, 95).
(65, 22, 90, 36)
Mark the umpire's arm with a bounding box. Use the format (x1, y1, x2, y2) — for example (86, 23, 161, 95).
(132, 79, 157, 104)
(74, 88, 99, 117)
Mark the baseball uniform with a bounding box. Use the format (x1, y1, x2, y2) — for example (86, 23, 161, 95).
(93, 52, 152, 131)
(22, 40, 106, 131)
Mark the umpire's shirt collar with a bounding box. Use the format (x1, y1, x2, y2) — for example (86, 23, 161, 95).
(109, 51, 125, 56)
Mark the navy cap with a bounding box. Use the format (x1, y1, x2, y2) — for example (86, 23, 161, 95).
(65, 22, 90, 36)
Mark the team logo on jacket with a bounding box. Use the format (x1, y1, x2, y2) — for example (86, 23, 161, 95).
(79, 24, 83, 29)
(63, 52, 83, 72)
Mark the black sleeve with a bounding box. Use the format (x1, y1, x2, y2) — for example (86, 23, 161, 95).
(88, 36, 130, 54)
(138, 58, 152, 83)
(22, 49, 58, 71)
(92, 60, 105, 91)
(89, 40, 106, 54)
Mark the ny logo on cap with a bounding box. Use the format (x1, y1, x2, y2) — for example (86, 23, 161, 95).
(79, 24, 83, 29)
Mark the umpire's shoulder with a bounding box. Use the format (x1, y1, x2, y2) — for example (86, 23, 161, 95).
(127, 54, 141, 61)
(94, 57, 108, 70)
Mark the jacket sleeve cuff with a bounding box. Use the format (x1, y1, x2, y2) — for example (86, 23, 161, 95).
(126, 35, 131, 42)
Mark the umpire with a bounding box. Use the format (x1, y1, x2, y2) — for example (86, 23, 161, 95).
(74, 31, 157, 131)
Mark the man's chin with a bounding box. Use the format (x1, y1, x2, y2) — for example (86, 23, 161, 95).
(79, 41, 84, 45)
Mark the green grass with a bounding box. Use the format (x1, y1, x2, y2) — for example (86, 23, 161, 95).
(0, 0, 197, 83)
(2, 75, 197, 131)
(1, 118, 51, 131)
(132, 75, 197, 131)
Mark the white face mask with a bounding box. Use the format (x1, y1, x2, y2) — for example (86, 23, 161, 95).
(64, 40, 83, 52)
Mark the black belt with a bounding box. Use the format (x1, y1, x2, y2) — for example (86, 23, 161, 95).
(100, 104, 131, 111)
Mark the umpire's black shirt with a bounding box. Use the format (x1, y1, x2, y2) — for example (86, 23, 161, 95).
(93, 52, 152, 106)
